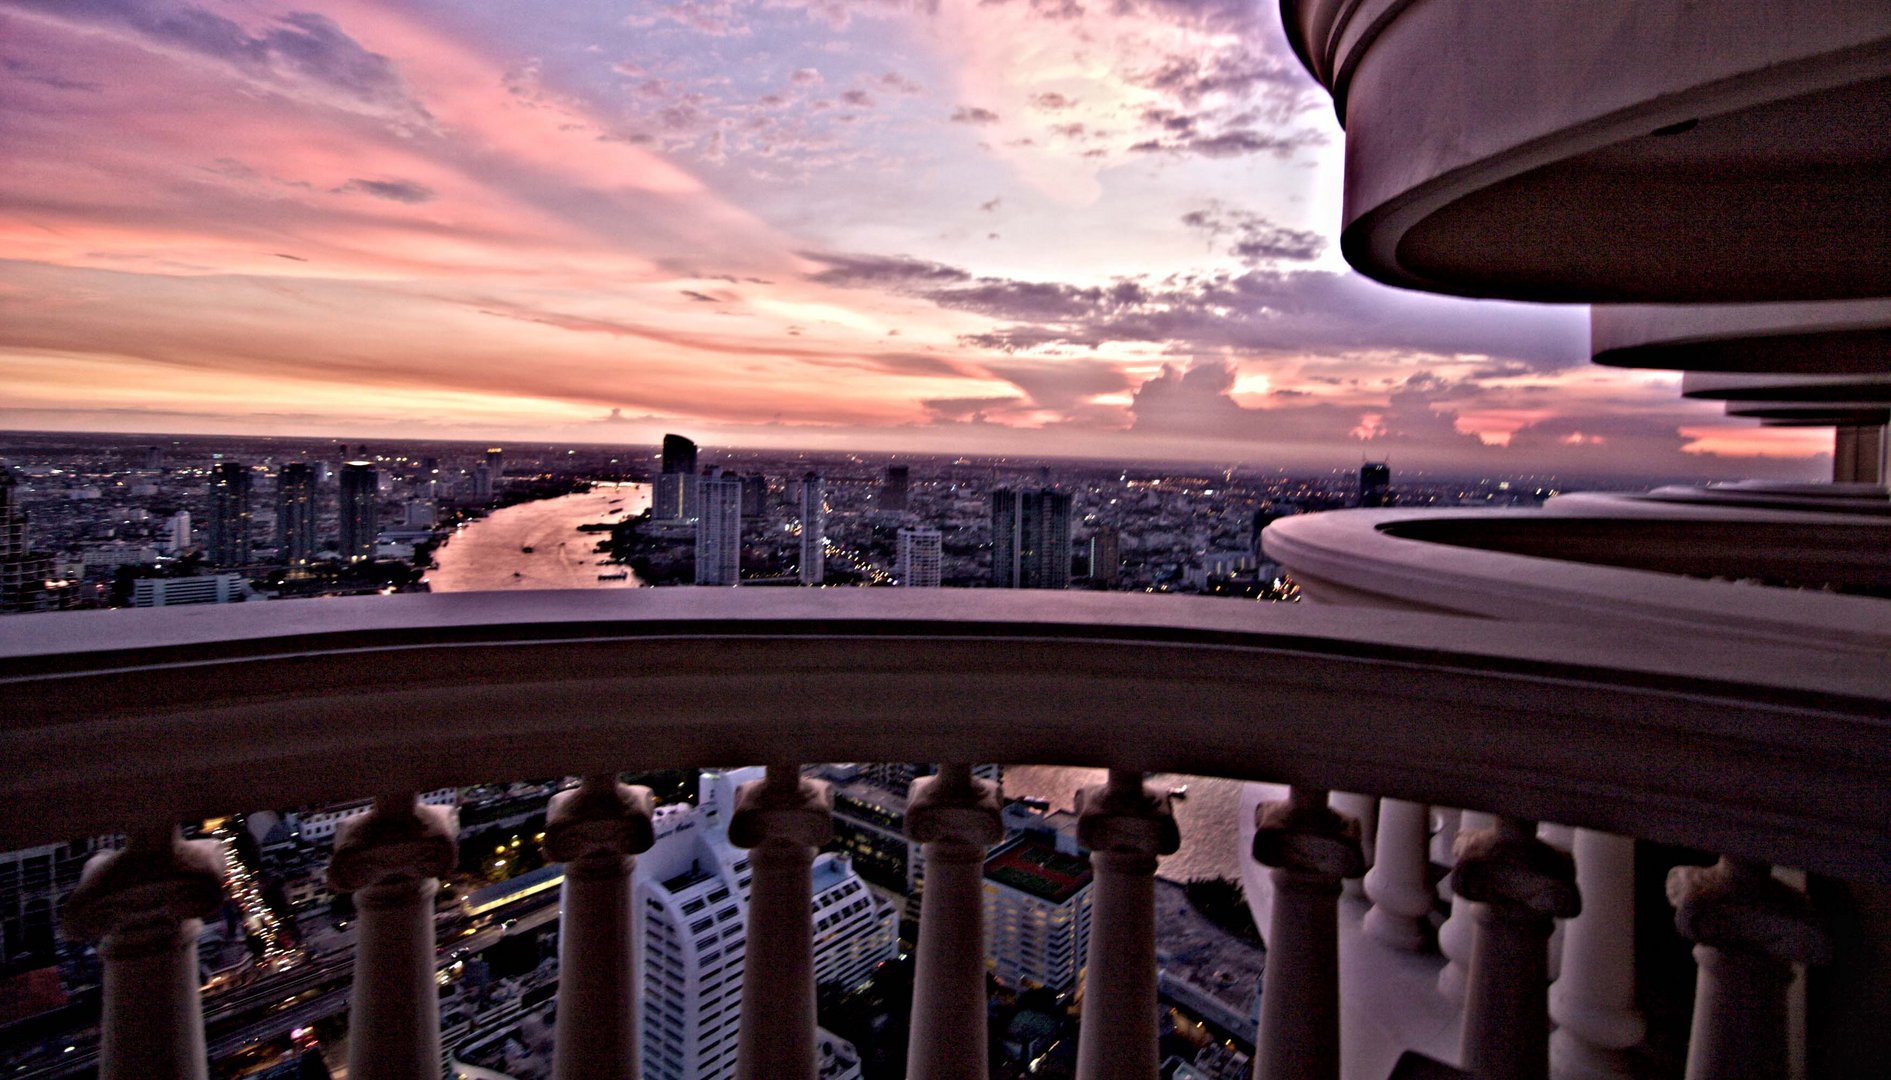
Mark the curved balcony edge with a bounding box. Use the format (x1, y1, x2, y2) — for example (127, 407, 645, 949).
(1593, 299, 1891, 375)
(1294, 0, 1891, 302)
(2, 590, 1888, 883)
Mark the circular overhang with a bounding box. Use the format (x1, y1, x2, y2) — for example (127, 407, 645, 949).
(1680, 372, 1891, 402)
(1593, 300, 1891, 374)
(1293, 0, 1891, 302)
(1725, 402, 1891, 424)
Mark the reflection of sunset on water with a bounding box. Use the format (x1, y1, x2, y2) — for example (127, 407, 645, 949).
(427, 484, 650, 593)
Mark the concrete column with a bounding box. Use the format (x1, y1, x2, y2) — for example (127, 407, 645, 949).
(1550, 830, 1645, 1080)
(906, 764, 1005, 1080)
(1364, 799, 1434, 951)
(1453, 817, 1581, 1080)
(542, 775, 655, 1080)
(1331, 793, 1377, 901)
(729, 764, 833, 1080)
(1834, 425, 1886, 484)
(62, 826, 225, 1080)
(1251, 787, 1365, 1080)
(1668, 858, 1832, 1080)
(327, 794, 458, 1080)
(1074, 769, 1181, 1080)
(1437, 811, 1498, 1001)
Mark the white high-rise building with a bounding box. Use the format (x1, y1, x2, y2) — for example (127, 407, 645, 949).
(896, 527, 942, 587)
(984, 805, 1093, 992)
(636, 769, 897, 1080)
(798, 472, 825, 585)
(694, 470, 742, 586)
(166, 511, 191, 555)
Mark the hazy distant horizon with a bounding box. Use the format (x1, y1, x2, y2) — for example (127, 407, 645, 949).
(0, 426, 1807, 487)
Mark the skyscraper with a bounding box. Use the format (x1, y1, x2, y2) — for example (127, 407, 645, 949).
(740, 473, 767, 519)
(880, 465, 910, 513)
(0, 470, 54, 615)
(655, 434, 699, 522)
(990, 488, 1072, 589)
(636, 769, 896, 1080)
(207, 462, 253, 569)
(1359, 462, 1391, 508)
(798, 473, 825, 585)
(277, 464, 317, 572)
(695, 470, 741, 585)
(338, 461, 378, 563)
(472, 462, 495, 501)
(1086, 526, 1120, 588)
(485, 447, 505, 477)
(166, 511, 191, 555)
(896, 527, 942, 587)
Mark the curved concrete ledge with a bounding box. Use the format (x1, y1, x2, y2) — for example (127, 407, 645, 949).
(1, 591, 1887, 881)
(1279, 0, 1891, 301)
(1725, 401, 1890, 424)
(1593, 300, 1891, 375)
(1558, 485, 1889, 518)
(1681, 372, 1891, 403)
(1261, 506, 1891, 645)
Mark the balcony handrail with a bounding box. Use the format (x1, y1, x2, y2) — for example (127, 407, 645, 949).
(1264, 506, 1891, 651)
(2, 590, 1887, 881)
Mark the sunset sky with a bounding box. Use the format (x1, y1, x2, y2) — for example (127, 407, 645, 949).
(0, 0, 1830, 477)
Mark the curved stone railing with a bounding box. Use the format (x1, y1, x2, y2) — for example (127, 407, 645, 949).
(4, 591, 1888, 1080)
(1607, 483, 1890, 517)
(1279, 0, 1891, 302)
(1263, 505, 1891, 650)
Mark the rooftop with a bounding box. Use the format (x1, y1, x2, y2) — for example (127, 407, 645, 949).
(985, 834, 1093, 903)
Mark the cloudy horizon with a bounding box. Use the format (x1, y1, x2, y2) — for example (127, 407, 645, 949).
(0, 0, 1832, 479)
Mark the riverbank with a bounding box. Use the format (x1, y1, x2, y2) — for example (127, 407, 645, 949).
(426, 484, 651, 593)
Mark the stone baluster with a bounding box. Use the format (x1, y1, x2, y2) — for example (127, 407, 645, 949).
(1549, 830, 1645, 1079)
(1668, 857, 1832, 1080)
(1431, 808, 1462, 874)
(1251, 787, 1365, 1080)
(729, 764, 832, 1080)
(1364, 799, 1434, 951)
(1074, 769, 1181, 1080)
(1452, 816, 1580, 1080)
(542, 775, 655, 1080)
(62, 825, 226, 1080)
(328, 793, 458, 1080)
(1437, 811, 1498, 1000)
(1331, 794, 1377, 900)
(905, 764, 1004, 1080)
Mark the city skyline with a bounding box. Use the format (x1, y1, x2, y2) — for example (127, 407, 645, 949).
(0, 0, 1833, 479)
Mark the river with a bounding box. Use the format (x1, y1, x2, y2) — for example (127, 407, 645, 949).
(423, 484, 1243, 882)
(426, 483, 650, 593)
